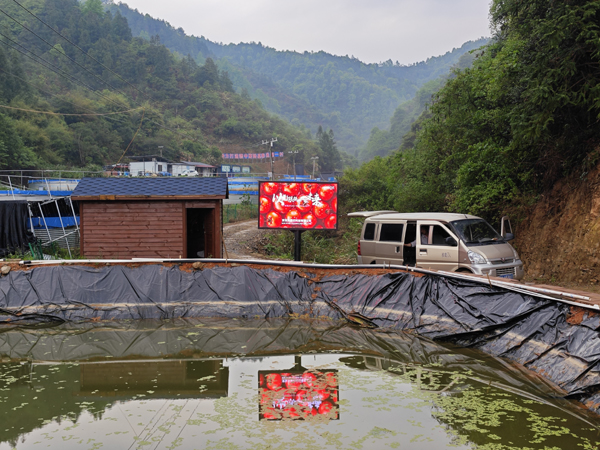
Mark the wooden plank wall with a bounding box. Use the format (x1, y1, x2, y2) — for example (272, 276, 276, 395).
(213, 201, 222, 258)
(81, 201, 185, 259)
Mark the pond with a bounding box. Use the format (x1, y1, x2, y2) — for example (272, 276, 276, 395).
(0, 319, 597, 450)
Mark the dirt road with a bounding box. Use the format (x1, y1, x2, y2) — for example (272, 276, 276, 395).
(222, 219, 267, 260)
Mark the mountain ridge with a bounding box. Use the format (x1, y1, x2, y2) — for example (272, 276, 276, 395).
(107, 2, 488, 156)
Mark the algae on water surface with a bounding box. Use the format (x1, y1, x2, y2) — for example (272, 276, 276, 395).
(0, 319, 597, 450)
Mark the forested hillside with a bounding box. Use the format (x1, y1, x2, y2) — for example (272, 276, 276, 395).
(107, 2, 487, 156)
(342, 0, 600, 224)
(0, 0, 352, 172)
(359, 48, 485, 162)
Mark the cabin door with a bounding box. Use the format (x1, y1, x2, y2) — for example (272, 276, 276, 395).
(186, 208, 212, 258)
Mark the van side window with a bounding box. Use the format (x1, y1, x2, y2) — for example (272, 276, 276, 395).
(431, 225, 453, 246)
(363, 223, 376, 240)
(379, 223, 404, 242)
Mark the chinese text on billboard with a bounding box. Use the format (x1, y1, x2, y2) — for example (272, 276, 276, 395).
(258, 182, 338, 230)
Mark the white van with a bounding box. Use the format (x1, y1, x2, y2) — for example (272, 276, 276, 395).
(349, 211, 524, 280)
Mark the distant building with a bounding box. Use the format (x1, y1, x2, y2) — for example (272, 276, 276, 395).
(218, 164, 251, 176)
(129, 156, 173, 176)
(170, 162, 199, 176)
(185, 162, 217, 177)
(319, 171, 343, 181)
(127, 156, 217, 177)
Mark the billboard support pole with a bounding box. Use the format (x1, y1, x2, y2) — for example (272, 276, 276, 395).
(293, 230, 304, 261)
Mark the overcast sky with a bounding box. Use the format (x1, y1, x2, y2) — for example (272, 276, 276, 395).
(116, 0, 492, 65)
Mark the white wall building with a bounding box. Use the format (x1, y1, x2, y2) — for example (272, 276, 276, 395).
(129, 156, 171, 176)
(128, 156, 216, 177)
(171, 163, 197, 176)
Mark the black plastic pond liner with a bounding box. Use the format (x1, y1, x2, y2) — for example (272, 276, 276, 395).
(0, 319, 597, 447)
(0, 263, 599, 414)
(0, 319, 575, 405)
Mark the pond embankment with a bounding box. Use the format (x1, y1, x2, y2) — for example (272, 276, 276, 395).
(516, 164, 600, 289)
(0, 259, 599, 416)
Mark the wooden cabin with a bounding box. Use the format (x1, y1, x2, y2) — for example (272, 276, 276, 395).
(72, 177, 228, 259)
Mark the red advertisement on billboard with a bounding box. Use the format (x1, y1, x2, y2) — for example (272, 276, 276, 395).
(258, 181, 338, 230)
(258, 369, 339, 420)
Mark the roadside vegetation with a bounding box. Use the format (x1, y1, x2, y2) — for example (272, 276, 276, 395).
(264, 0, 600, 265)
(258, 217, 363, 264)
(340, 0, 600, 225)
(4, 241, 82, 261)
(223, 191, 258, 224)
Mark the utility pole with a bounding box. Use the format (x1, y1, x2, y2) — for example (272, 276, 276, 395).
(288, 150, 299, 181)
(158, 146, 164, 158)
(262, 138, 278, 180)
(310, 156, 319, 179)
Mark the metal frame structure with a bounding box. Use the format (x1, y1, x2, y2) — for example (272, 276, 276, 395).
(1, 173, 80, 259)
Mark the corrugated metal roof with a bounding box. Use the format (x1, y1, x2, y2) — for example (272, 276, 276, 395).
(72, 177, 228, 198)
(185, 161, 216, 168)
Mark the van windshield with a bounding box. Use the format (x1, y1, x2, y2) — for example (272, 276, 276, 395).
(449, 219, 504, 246)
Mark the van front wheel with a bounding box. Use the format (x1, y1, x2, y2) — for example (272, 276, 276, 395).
(456, 268, 473, 274)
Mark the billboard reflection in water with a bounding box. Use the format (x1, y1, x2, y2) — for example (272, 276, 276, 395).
(258, 369, 339, 420)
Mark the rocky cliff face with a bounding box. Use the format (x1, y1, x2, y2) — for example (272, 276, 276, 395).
(515, 165, 600, 288)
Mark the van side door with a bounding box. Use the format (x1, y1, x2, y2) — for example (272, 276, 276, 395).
(374, 221, 406, 265)
(416, 221, 460, 272)
(359, 221, 378, 264)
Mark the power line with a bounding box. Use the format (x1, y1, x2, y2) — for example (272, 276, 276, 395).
(0, 66, 125, 118)
(10, 0, 150, 103)
(0, 67, 144, 138)
(0, 32, 127, 109)
(0, 104, 144, 116)
(0, 6, 136, 103)
(0, 39, 200, 144)
(116, 108, 145, 165)
(0, 32, 93, 89)
(0, 7, 207, 147)
(1, 34, 204, 143)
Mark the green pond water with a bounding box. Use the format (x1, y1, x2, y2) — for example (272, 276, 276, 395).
(0, 319, 597, 450)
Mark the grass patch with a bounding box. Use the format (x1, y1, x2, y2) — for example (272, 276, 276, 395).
(223, 204, 258, 224)
(260, 217, 363, 264)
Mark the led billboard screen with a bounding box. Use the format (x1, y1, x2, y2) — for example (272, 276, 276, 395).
(258, 369, 339, 420)
(258, 182, 338, 230)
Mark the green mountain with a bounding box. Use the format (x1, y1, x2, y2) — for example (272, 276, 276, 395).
(0, 0, 332, 172)
(359, 47, 486, 161)
(106, 2, 488, 157)
(341, 0, 600, 222)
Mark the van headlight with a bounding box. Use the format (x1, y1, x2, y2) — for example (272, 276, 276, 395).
(468, 250, 487, 265)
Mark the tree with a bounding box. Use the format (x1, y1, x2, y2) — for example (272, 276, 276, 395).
(0, 114, 37, 170)
(316, 125, 341, 172)
(219, 71, 234, 92)
(0, 48, 28, 102)
(196, 58, 219, 87)
(110, 11, 132, 42)
(241, 87, 251, 101)
(0, 0, 322, 174)
(81, 0, 104, 16)
(183, 105, 198, 120)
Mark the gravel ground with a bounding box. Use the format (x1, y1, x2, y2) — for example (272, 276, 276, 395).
(222, 219, 270, 260)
